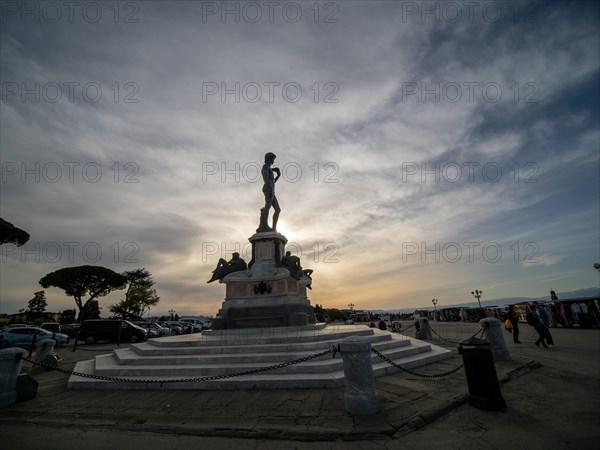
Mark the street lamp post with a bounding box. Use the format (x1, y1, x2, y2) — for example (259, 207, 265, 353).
(471, 289, 483, 309)
(432, 298, 438, 321)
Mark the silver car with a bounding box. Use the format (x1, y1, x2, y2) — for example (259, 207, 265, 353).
(0, 326, 70, 348)
(137, 322, 171, 337)
(160, 322, 182, 335)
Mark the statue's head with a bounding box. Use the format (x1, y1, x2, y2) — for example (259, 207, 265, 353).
(265, 152, 276, 163)
(232, 252, 240, 259)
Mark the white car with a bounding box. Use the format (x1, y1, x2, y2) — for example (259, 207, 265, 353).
(137, 322, 171, 337)
(0, 326, 70, 348)
(180, 318, 210, 331)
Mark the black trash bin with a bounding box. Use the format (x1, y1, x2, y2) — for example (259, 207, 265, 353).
(459, 337, 506, 410)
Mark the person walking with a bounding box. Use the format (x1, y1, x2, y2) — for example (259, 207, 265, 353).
(533, 302, 555, 347)
(507, 305, 521, 343)
(527, 304, 549, 348)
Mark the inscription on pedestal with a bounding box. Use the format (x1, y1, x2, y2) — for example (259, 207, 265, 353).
(256, 241, 274, 262)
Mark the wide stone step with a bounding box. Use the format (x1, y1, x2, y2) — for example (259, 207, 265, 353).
(68, 345, 453, 390)
(111, 339, 422, 367)
(69, 359, 348, 389)
(129, 332, 402, 356)
(67, 326, 454, 390)
(146, 325, 376, 348)
(95, 341, 432, 376)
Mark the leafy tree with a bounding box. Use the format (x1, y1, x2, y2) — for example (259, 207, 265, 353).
(109, 268, 160, 319)
(325, 308, 348, 321)
(122, 268, 154, 290)
(0, 218, 30, 246)
(108, 301, 134, 319)
(80, 299, 102, 320)
(128, 284, 160, 318)
(60, 309, 77, 324)
(27, 291, 47, 314)
(109, 285, 159, 319)
(39, 265, 128, 322)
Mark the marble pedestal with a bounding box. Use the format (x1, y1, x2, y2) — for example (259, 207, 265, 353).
(212, 231, 316, 329)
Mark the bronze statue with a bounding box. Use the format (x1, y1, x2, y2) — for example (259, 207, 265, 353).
(207, 252, 247, 283)
(282, 251, 301, 278)
(281, 250, 313, 289)
(257, 152, 281, 232)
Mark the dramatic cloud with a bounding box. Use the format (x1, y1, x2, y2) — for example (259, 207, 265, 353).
(1, 1, 598, 316)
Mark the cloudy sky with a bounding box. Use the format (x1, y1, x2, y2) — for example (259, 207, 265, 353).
(1, 1, 599, 317)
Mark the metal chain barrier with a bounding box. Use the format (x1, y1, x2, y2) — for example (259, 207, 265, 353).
(401, 322, 416, 332)
(371, 348, 464, 379)
(370, 323, 485, 379)
(430, 325, 484, 345)
(16, 346, 337, 385)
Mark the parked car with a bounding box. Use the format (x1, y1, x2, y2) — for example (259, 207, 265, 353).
(170, 321, 193, 334)
(0, 326, 70, 348)
(0, 324, 24, 336)
(180, 318, 209, 332)
(79, 319, 148, 344)
(62, 323, 81, 338)
(181, 319, 202, 333)
(136, 325, 158, 338)
(160, 322, 182, 335)
(148, 322, 170, 337)
(40, 322, 62, 333)
(135, 322, 171, 337)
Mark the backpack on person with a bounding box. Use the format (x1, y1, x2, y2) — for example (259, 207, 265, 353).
(526, 310, 536, 326)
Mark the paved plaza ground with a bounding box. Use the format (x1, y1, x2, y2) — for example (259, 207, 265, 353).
(1, 321, 599, 449)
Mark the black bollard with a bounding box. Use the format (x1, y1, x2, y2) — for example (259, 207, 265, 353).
(459, 337, 506, 410)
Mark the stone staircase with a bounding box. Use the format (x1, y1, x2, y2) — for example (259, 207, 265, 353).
(68, 324, 453, 390)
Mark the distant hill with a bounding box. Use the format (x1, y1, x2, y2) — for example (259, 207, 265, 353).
(374, 287, 600, 314)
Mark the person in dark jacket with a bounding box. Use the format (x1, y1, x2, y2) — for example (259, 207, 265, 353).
(507, 305, 521, 343)
(532, 302, 554, 347)
(527, 304, 549, 348)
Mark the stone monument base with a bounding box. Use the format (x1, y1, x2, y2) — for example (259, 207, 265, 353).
(212, 303, 316, 329)
(212, 231, 317, 330)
